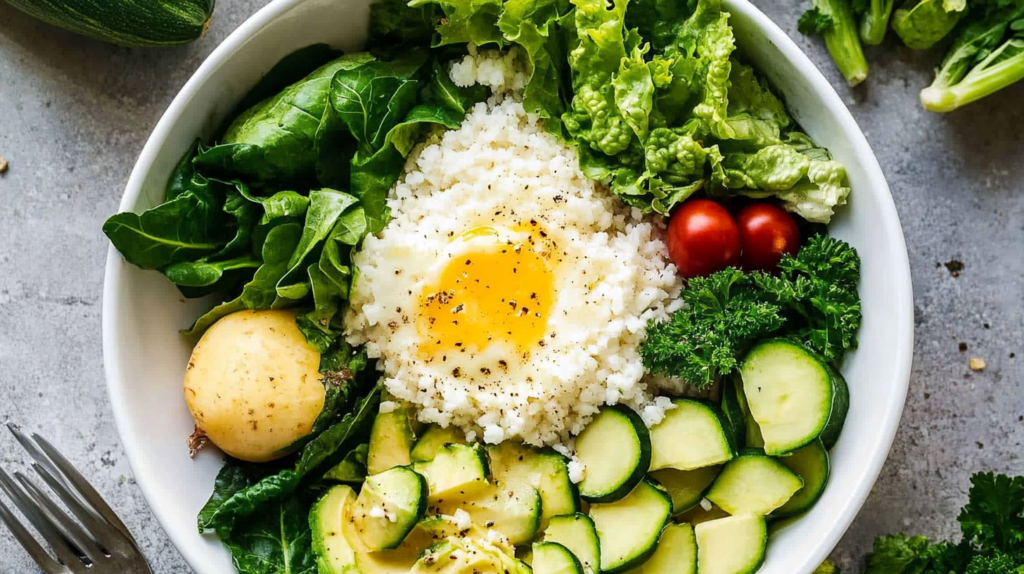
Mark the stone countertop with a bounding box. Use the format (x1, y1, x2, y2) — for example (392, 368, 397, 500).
(0, 1, 1021, 572)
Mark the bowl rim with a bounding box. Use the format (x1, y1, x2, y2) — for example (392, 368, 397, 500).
(102, 0, 914, 572)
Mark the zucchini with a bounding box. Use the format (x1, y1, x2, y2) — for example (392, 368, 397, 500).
(368, 401, 416, 475)
(773, 439, 830, 517)
(705, 451, 803, 516)
(676, 502, 731, 526)
(741, 339, 836, 455)
(694, 515, 767, 574)
(544, 513, 600, 574)
(411, 425, 467, 463)
(435, 482, 542, 545)
(624, 523, 696, 574)
(488, 442, 579, 530)
(819, 364, 850, 449)
(649, 399, 734, 471)
(6, 0, 214, 47)
(649, 466, 721, 515)
(576, 406, 652, 503)
(720, 375, 748, 449)
(351, 466, 428, 551)
(323, 443, 368, 484)
(532, 542, 585, 574)
(589, 479, 672, 573)
(310, 485, 359, 574)
(414, 443, 490, 503)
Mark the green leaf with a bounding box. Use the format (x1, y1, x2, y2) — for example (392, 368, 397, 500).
(798, 8, 834, 35)
(864, 534, 934, 574)
(221, 492, 318, 574)
(497, 0, 574, 119)
(230, 44, 343, 121)
(892, 0, 966, 50)
(413, 0, 505, 46)
(350, 145, 403, 233)
(613, 45, 655, 142)
(296, 383, 381, 476)
(958, 472, 1024, 554)
(368, 0, 438, 49)
(164, 256, 262, 288)
(275, 189, 359, 300)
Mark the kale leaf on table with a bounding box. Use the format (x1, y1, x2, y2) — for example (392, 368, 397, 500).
(640, 236, 861, 388)
(864, 473, 1024, 574)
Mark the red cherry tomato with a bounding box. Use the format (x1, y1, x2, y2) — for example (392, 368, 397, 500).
(666, 199, 741, 278)
(736, 202, 801, 271)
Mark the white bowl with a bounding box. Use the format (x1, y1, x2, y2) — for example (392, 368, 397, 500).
(102, 0, 914, 572)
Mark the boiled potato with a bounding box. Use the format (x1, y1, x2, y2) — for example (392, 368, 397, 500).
(184, 309, 325, 463)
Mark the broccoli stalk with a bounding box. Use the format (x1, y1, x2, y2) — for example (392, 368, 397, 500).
(800, 0, 870, 86)
(858, 0, 895, 45)
(920, 4, 1024, 112)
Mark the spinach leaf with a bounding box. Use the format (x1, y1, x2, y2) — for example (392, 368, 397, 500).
(276, 189, 359, 300)
(412, 0, 505, 46)
(368, 0, 438, 49)
(199, 469, 302, 536)
(221, 492, 318, 574)
(231, 44, 343, 121)
(214, 188, 261, 260)
(195, 54, 376, 184)
(296, 383, 381, 475)
(498, 0, 574, 119)
(164, 256, 262, 288)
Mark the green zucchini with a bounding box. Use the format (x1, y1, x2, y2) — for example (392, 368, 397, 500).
(6, 0, 215, 47)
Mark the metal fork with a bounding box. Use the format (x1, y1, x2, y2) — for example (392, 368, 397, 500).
(0, 424, 151, 574)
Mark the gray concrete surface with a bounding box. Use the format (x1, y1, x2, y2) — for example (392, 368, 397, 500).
(0, 0, 1021, 572)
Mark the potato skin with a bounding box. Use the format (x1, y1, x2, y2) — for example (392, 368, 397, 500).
(184, 310, 325, 463)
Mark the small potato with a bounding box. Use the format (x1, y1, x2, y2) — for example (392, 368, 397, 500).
(184, 309, 325, 463)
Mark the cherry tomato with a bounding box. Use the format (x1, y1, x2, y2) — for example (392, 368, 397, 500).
(666, 199, 741, 278)
(736, 202, 801, 271)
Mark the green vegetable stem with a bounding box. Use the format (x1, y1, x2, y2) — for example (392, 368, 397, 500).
(800, 0, 870, 86)
(920, 2, 1024, 112)
(857, 0, 896, 45)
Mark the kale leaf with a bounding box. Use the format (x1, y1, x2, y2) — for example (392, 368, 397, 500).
(641, 236, 861, 387)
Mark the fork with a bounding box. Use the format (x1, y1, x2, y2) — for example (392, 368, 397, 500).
(0, 424, 152, 574)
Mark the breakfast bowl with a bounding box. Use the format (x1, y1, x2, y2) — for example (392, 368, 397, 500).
(102, 0, 914, 572)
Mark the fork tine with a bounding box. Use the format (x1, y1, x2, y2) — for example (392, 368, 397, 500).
(0, 467, 82, 569)
(26, 431, 134, 542)
(7, 425, 66, 490)
(32, 462, 123, 549)
(0, 495, 64, 574)
(15, 472, 107, 564)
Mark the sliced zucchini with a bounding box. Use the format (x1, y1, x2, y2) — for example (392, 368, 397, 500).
(517, 545, 535, 566)
(488, 442, 579, 530)
(413, 538, 530, 574)
(310, 485, 358, 574)
(532, 542, 584, 574)
(675, 502, 731, 526)
(589, 479, 672, 573)
(576, 406, 652, 502)
(741, 339, 835, 455)
(351, 466, 428, 551)
(544, 513, 600, 574)
(414, 443, 490, 503)
(624, 523, 696, 574)
(745, 411, 765, 449)
(410, 425, 467, 463)
(649, 399, 734, 471)
(649, 466, 721, 516)
(720, 375, 748, 449)
(323, 443, 368, 484)
(435, 482, 542, 545)
(819, 364, 850, 449)
(773, 439, 830, 517)
(368, 401, 416, 475)
(694, 515, 767, 574)
(705, 451, 803, 516)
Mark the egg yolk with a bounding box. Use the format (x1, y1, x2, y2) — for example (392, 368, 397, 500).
(418, 227, 554, 356)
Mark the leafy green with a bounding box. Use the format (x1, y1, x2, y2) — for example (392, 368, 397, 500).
(921, 1, 1024, 112)
(891, 0, 967, 50)
(367, 0, 438, 50)
(412, 0, 505, 46)
(641, 236, 861, 386)
(497, 0, 574, 119)
(801, 0, 869, 86)
(864, 473, 1024, 574)
(275, 189, 359, 300)
(231, 44, 343, 120)
(855, 0, 896, 45)
(222, 492, 318, 574)
(195, 54, 375, 184)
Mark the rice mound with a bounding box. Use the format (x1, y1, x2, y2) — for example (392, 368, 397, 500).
(345, 47, 684, 447)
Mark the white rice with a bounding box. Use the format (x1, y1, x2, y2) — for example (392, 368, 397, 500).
(345, 48, 685, 448)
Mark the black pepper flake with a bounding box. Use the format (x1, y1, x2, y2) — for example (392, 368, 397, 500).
(959, 342, 968, 352)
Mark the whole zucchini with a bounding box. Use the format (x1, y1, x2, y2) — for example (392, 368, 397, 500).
(6, 0, 215, 47)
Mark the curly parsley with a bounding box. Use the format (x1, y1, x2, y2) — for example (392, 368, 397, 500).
(640, 235, 861, 388)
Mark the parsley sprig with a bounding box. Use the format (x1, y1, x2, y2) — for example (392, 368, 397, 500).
(640, 235, 862, 388)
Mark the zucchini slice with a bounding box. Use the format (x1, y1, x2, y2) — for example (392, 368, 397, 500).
(532, 542, 585, 574)
(819, 364, 850, 449)
(705, 451, 803, 516)
(589, 479, 672, 573)
(694, 515, 767, 574)
(410, 425, 467, 463)
(488, 442, 579, 530)
(720, 375, 748, 449)
(576, 406, 652, 502)
(413, 443, 490, 502)
(310, 485, 359, 574)
(624, 523, 696, 574)
(649, 465, 721, 516)
(675, 502, 731, 526)
(544, 513, 600, 574)
(435, 482, 542, 545)
(323, 443, 368, 484)
(649, 399, 734, 471)
(741, 339, 835, 455)
(773, 439, 830, 517)
(352, 466, 428, 551)
(367, 401, 416, 475)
